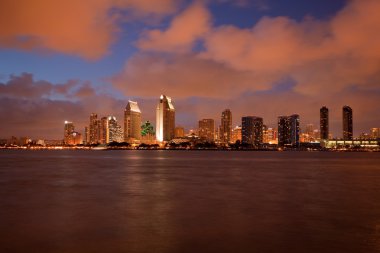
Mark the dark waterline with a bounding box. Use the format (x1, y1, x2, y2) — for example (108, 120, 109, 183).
(1, 150, 380, 253)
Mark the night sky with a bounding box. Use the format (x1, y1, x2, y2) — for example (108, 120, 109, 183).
(0, 0, 379, 139)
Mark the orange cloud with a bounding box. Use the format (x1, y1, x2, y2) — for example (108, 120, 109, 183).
(0, 0, 178, 59)
(137, 2, 211, 53)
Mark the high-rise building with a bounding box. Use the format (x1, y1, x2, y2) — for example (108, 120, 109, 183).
(371, 128, 380, 139)
(267, 128, 277, 144)
(89, 113, 99, 144)
(220, 109, 232, 143)
(198, 119, 215, 141)
(64, 121, 75, 144)
(231, 126, 242, 143)
(108, 116, 123, 143)
(156, 95, 175, 142)
(278, 114, 300, 148)
(124, 101, 142, 142)
(343, 105, 353, 140)
(99, 117, 109, 144)
(320, 106, 329, 140)
(84, 126, 90, 145)
(242, 116, 263, 147)
(174, 126, 185, 138)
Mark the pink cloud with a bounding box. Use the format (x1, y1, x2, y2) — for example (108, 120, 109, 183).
(0, 0, 178, 59)
(137, 2, 211, 53)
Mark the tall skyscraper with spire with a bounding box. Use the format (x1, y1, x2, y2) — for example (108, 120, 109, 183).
(343, 105, 353, 140)
(124, 100, 142, 142)
(320, 106, 329, 140)
(220, 109, 232, 143)
(156, 95, 175, 142)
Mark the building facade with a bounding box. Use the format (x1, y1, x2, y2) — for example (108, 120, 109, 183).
(198, 119, 215, 141)
(343, 105, 353, 140)
(220, 109, 232, 143)
(174, 126, 185, 138)
(231, 126, 242, 143)
(156, 95, 175, 142)
(124, 101, 142, 142)
(89, 113, 99, 144)
(108, 116, 123, 143)
(64, 121, 75, 144)
(278, 114, 300, 148)
(320, 106, 329, 140)
(242, 116, 263, 147)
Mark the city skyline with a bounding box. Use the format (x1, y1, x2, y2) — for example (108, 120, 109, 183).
(0, 0, 380, 139)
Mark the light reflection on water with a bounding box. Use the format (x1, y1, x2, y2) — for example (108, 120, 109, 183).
(0, 150, 380, 253)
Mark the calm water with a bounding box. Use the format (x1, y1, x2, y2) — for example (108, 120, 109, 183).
(1, 150, 380, 253)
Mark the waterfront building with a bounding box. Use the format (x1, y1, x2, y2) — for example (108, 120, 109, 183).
(124, 101, 142, 142)
(198, 119, 215, 141)
(231, 126, 242, 143)
(174, 126, 185, 138)
(89, 113, 99, 144)
(320, 106, 329, 140)
(108, 116, 123, 143)
(64, 121, 75, 144)
(267, 128, 277, 144)
(156, 95, 175, 142)
(242, 116, 263, 147)
(220, 109, 232, 143)
(343, 106, 353, 140)
(84, 126, 90, 145)
(278, 114, 300, 148)
(99, 117, 109, 144)
(371, 128, 380, 139)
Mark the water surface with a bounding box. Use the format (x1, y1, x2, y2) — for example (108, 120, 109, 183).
(1, 150, 380, 252)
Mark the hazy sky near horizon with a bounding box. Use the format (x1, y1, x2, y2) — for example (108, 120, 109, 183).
(0, 0, 379, 139)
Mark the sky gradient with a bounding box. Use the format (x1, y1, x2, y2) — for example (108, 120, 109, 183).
(0, 0, 379, 139)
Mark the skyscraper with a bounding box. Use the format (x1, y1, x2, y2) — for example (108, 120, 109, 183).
(220, 109, 232, 143)
(156, 95, 175, 142)
(231, 126, 242, 143)
(343, 105, 353, 140)
(89, 113, 99, 144)
(320, 106, 329, 140)
(99, 117, 109, 144)
(108, 116, 123, 143)
(64, 121, 74, 144)
(124, 100, 142, 142)
(198, 119, 215, 141)
(278, 114, 300, 148)
(242, 116, 263, 147)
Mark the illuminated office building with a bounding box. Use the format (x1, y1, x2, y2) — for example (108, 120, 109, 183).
(89, 113, 100, 144)
(231, 126, 242, 143)
(124, 101, 142, 142)
(174, 126, 185, 138)
(100, 117, 109, 144)
(108, 116, 123, 143)
(242, 116, 263, 147)
(64, 121, 75, 144)
(220, 109, 232, 143)
(198, 119, 215, 141)
(343, 106, 353, 140)
(156, 95, 175, 142)
(278, 114, 300, 148)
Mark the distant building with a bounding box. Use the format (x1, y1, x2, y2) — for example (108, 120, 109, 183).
(108, 116, 123, 143)
(343, 106, 353, 140)
(220, 109, 232, 143)
(371, 128, 379, 139)
(242, 116, 263, 147)
(124, 101, 142, 142)
(267, 128, 277, 144)
(198, 119, 215, 141)
(99, 117, 109, 144)
(64, 121, 75, 144)
(231, 126, 242, 143)
(84, 126, 90, 145)
(156, 95, 175, 142)
(278, 114, 300, 148)
(89, 113, 99, 144)
(320, 106, 329, 140)
(174, 126, 185, 138)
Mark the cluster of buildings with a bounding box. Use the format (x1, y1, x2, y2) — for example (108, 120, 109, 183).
(1, 94, 379, 150)
(59, 94, 380, 150)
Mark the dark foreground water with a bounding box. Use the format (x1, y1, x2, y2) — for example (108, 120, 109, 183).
(1, 150, 380, 253)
